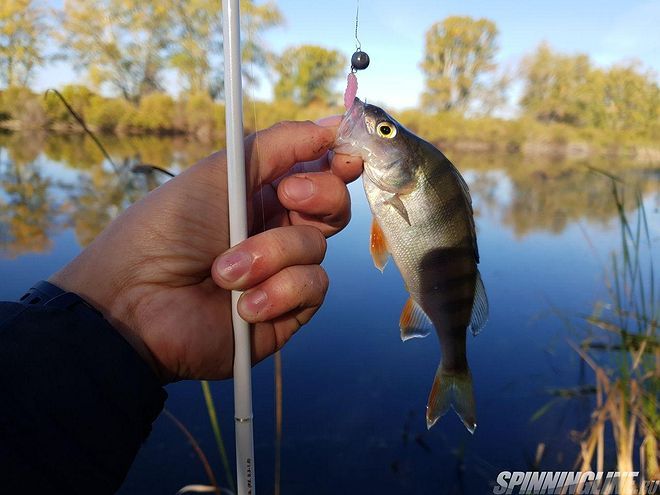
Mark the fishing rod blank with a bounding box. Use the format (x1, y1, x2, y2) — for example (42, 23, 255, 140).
(222, 0, 256, 493)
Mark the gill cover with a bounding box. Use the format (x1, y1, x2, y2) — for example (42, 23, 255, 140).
(335, 98, 417, 195)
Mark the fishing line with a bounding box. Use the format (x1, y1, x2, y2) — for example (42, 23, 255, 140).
(354, 0, 361, 52)
(350, 0, 369, 72)
(245, 13, 284, 495)
(245, 9, 267, 236)
(345, 0, 369, 108)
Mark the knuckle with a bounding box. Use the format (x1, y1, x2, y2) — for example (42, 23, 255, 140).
(324, 171, 344, 192)
(270, 120, 298, 133)
(303, 225, 327, 257)
(279, 266, 301, 294)
(330, 177, 351, 209)
(255, 228, 288, 268)
(317, 267, 329, 294)
(308, 266, 329, 306)
(317, 230, 328, 256)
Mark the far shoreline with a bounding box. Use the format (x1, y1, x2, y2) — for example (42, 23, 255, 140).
(2, 122, 658, 165)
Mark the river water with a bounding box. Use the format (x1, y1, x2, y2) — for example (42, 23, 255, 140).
(0, 132, 657, 494)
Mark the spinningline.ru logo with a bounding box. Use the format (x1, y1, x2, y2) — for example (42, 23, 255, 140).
(493, 471, 659, 494)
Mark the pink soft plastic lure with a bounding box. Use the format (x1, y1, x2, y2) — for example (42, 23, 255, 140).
(344, 72, 358, 110)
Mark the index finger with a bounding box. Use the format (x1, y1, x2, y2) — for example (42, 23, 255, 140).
(244, 121, 335, 194)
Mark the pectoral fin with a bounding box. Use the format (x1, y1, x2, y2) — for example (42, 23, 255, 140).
(370, 218, 389, 272)
(385, 194, 411, 225)
(399, 296, 432, 341)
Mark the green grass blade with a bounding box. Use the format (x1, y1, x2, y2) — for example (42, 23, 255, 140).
(201, 380, 236, 494)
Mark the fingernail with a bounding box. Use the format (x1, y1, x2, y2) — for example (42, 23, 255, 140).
(241, 289, 268, 316)
(217, 250, 252, 282)
(283, 177, 315, 201)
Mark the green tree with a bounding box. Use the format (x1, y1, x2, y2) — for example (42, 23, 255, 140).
(471, 70, 511, 116)
(168, 0, 217, 96)
(168, 0, 282, 98)
(42, 84, 95, 126)
(520, 44, 659, 134)
(0, 85, 46, 127)
(519, 43, 594, 125)
(590, 62, 659, 134)
(274, 45, 345, 106)
(239, 0, 283, 89)
(0, 0, 50, 87)
(59, 0, 173, 102)
(420, 16, 498, 112)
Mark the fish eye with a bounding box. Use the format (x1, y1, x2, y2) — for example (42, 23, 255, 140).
(376, 121, 397, 139)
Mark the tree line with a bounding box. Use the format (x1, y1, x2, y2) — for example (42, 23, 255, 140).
(1, 2, 658, 145)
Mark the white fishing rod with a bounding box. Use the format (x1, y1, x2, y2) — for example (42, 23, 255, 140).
(222, 1, 255, 494)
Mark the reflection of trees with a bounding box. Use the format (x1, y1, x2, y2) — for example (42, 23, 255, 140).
(1, 133, 657, 258)
(42, 134, 219, 173)
(457, 152, 658, 237)
(504, 169, 622, 236)
(0, 146, 55, 257)
(2, 132, 219, 251)
(61, 163, 166, 247)
(0, 131, 46, 165)
(51, 136, 214, 246)
(43, 134, 105, 170)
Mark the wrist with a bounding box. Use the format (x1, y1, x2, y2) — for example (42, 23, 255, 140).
(49, 258, 167, 384)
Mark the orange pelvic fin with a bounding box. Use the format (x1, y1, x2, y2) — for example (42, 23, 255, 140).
(399, 296, 432, 341)
(370, 217, 389, 272)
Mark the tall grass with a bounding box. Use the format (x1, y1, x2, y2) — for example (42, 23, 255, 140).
(273, 351, 283, 495)
(200, 381, 236, 494)
(569, 179, 658, 494)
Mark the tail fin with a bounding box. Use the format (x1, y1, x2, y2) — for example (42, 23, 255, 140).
(426, 363, 477, 433)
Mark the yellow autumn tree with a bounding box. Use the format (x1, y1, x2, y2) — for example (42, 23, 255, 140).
(0, 0, 50, 87)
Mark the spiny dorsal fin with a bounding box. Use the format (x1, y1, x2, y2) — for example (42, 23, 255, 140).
(370, 217, 389, 272)
(468, 271, 489, 336)
(399, 296, 432, 341)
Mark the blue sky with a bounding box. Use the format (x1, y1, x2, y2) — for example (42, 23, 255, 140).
(36, 0, 660, 109)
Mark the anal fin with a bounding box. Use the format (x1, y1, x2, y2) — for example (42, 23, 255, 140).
(370, 217, 389, 272)
(399, 296, 433, 341)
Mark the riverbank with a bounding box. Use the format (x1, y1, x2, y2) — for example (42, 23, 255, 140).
(1, 86, 658, 164)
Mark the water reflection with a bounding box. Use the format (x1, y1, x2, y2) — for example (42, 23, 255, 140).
(455, 152, 658, 237)
(1, 133, 656, 259)
(0, 133, 219, 253)
(0, 144, 55, 257)
(1, 132, 658, 494)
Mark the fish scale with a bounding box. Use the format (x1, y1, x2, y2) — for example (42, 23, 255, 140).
(334, 98, 489, 433)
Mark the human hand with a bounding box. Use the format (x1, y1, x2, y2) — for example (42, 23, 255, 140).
(50, 119, 363, 383)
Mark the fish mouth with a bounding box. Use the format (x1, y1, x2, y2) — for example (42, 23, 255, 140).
(333, 97, 367, 156)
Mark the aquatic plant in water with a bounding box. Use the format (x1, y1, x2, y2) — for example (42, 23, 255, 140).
(570, 178, 658, 494)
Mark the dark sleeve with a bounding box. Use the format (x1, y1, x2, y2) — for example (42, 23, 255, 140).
(0, 289, 167, 494)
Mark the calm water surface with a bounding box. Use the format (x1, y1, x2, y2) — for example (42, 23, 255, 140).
(1, 133, 658, 494)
